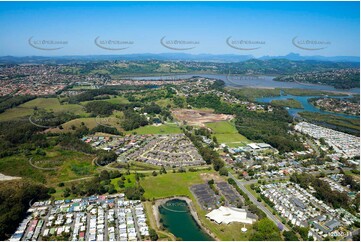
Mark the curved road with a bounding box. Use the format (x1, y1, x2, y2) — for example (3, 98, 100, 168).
(228, 173, 289, 231)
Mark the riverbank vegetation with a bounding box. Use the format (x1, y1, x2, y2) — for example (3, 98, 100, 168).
(271, 98, 303, 109)
(299, 111, 360, 136)
(228, 88, 281, 101)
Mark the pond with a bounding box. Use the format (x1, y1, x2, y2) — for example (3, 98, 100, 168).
(158, 199, 213, 241)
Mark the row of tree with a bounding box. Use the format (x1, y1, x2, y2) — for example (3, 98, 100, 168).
(290, 173, 359, 215)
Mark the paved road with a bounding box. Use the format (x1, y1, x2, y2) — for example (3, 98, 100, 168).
(240, 169, 340, 185)
(305, 137, 321, 156)
(228, 173, 289, 231)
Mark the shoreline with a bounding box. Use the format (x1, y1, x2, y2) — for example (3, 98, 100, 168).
(227, 85, 359, 95)
(153, 196, 218, 241)
(116, 73, 359, 95)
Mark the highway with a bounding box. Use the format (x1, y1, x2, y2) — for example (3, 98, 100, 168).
(228, 173, 290, 231)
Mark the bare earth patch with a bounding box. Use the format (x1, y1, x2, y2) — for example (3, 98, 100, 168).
(171, 108, 234, 126)
(200, 172, 224, 183)
(0, 173, 21, 181)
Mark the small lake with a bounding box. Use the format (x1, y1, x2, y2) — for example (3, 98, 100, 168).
(158, 199, 213, 241)
(256, 91, 359, 119)
(127, 74, 360, 94)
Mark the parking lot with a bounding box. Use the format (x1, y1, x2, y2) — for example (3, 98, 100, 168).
(190, 184, 219, 210)
(216, 182, 244, 207)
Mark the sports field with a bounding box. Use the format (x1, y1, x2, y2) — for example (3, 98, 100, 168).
(205, 121, 250, 147)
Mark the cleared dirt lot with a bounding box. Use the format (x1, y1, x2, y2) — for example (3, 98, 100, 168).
(171, 108, 234, 126)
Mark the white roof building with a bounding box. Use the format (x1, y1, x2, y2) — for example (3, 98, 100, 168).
(247, 143, 260, 149)
(206, 206, 255, 225)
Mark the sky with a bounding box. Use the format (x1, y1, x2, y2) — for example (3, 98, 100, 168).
(0, 1, 359, 57)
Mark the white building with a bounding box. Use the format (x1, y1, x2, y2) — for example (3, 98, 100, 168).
(206, 206, 255, 224)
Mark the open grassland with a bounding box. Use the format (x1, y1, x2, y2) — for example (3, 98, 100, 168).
(105, 96, 130, 104)
(271, 98, 303, 109)
(206, 121, 250, 147)
(80, 95, 129, 105)
(0, 98, 87, 121)
(47, 117, 122, 133)
(46, 117, 99, 133)
(141, 171, 252, 240)
(141, 171, 212, 199)
(155, 98, 174, 108)
(0, 148, 96, 185)
(125, 123, 182, 135)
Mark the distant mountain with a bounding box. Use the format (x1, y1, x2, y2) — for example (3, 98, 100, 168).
(0, 54, 254, 64)
(0, 53, 359, 64)
(259, 53, 360, 62)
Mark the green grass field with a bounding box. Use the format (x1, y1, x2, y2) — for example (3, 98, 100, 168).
(0, 148, 96, 185)
(141, 171, 211, 199)
(0, 98, 87, 121)
(205, 121, 250, 147)
(155, 98, 174, 108)
(47, 117, 122, 133)
(105, 96, 130, 104)
(125, 123, 182, 135)
(80, 96, 129, 105)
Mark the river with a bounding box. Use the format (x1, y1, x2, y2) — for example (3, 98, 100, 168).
(158, 199, 213, 241)
(127, 74, 360, 94)
(256, 91, 359, 119)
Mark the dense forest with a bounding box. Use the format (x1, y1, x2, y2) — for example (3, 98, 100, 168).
(234, 108, 304, 152)
(0, 180, 50, 240)
(0, 95, 36, 113)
